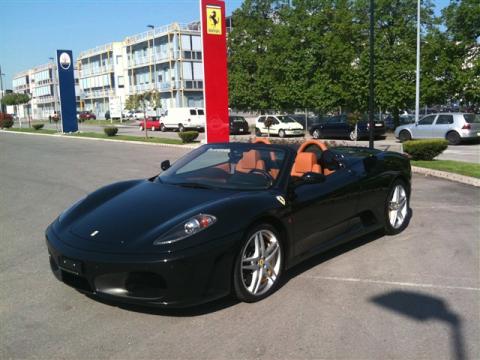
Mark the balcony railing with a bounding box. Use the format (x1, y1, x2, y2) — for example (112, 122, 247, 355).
(79, 43, 113, 59)
(80, 65, 114, 77)
(124, 22, 201, 46)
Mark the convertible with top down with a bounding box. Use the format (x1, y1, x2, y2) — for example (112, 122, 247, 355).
(46, 139, 411, 307)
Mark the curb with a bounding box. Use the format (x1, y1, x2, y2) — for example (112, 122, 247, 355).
(0, 130, 199, 150)
(412, 166, 480, 187)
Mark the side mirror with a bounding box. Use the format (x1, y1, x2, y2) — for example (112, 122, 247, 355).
(300, 172, 326, 184)
(161, 160, 171, 171)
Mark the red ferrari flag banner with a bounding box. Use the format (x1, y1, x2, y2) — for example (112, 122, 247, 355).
(200, 0, 229, 143)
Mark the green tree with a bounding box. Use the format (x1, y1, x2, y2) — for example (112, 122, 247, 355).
(1, 93, 31, 127)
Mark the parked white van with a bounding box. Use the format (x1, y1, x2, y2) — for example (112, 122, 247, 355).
(161, 107, 205, 132)
(255, 115, 304, 137)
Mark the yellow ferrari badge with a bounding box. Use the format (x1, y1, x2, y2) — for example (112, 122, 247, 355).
(206, 5, 222, 35)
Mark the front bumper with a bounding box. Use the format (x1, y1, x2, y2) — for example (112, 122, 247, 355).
(285, 129, 304, 136)
(46, 226, 242, 307)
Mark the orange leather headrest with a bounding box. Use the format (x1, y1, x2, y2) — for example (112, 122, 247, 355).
(297, 140, 328, 153)
(238, 150, 260, 170)
(293, 152, 317, 173)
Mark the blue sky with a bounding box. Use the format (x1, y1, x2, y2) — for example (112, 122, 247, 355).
(0, 0, 450, 87)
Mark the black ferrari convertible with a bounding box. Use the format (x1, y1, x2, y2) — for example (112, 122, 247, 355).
(46, 139, 411, 307)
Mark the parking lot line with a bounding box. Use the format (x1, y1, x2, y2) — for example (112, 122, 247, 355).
(300, 274, 480, 292)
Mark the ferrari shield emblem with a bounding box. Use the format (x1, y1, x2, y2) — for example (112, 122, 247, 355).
(276, 196, 286, 206)
(206, 5, 222, 35)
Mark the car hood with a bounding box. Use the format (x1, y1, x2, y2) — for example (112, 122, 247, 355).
(284, 122, 303, 130)
(59, 180, 238, 252)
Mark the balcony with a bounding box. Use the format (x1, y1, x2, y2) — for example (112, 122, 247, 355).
(80, 65, 114, 77)
(124, 22, 201, 46)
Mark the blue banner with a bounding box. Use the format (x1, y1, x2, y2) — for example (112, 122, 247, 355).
(56, 50, 78, 133)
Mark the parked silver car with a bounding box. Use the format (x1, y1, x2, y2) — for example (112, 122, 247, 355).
(395, 113, 480, 145)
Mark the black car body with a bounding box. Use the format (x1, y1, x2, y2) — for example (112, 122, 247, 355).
(310, 114, 386, 140)
(288, 114, 321, 130)
(46, 141, 411, 308)
(229, 115, 249, 134)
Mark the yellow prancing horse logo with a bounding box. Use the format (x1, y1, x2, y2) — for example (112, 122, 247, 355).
(206, 5, 222, 35)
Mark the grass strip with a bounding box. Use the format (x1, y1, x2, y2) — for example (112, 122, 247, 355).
(4, 128, 184, 145)
(412, 160, 480, 179)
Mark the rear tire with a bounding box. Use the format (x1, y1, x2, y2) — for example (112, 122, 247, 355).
(384, 179, 410, 235)
(160, 124, 166, 132)
(399, 130, 411, 142)
(447, 131, 461, 145)
(178, 124, 185, 132)
(349, 131, 357, 141)
(312, 129, 321, 139)
(233, 224, 283, 303)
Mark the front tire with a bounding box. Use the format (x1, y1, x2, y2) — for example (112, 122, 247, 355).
(278, 129, 286, 138)
(447, 131, 461, 145)
(233, 224, 283, 302)
(349, 131, 357, 141)
(178, 124, 185, 132)
(312, 128, 322, 139)
(160, 124, 166, 132)
(384, 179, 410, 235)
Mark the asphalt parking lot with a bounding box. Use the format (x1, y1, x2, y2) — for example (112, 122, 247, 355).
(1, 132, 479, 359)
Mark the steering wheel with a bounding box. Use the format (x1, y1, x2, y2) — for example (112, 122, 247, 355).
(248, 169, 274, 183)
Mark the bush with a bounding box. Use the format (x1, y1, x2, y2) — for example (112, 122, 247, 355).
(32, 123, 44, 130)
(104, 126, 118, 136)
(178, 131, 199, 143)
(0, 113, 14, 128)
(403, 139, 448, 160)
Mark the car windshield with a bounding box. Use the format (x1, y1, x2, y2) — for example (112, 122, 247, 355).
(230, 116, 246, 123)
(464, 114, 480, 123)
(277, 116, 297, 123)
(158, 144, 287, 190)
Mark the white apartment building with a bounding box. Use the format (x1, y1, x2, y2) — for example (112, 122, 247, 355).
(77, 42, 126, 117)
(12, 21, 206, 119)
(124, 22, 204, 112)
(12, 62, 81, 120)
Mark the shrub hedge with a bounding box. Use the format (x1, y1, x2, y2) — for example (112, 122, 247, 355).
(0, 113, 14, 128)
(403, 139, 448, 161)
(178, 131, 199, 143)
(104, 126, 118, 136)
(32, 123, 44, 130)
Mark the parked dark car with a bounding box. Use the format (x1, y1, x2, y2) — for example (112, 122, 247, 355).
(229, 115, 249, 135)
(78, 111, 96, 122)
(287, 114, 321, 130)
(309, 114, 386, 140)
(46, 140, 411, 308)
(384, 114, 416, 131)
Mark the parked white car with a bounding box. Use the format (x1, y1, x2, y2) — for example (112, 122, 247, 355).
(255, 115, 304, 138)
(395, 113, 480, 145)
(161, 107, 205, 132)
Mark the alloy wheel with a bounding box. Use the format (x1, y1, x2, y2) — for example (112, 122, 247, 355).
(240, 229, 282, 296)
(313, 129, 321, 139)
(388, 184, 408, 229)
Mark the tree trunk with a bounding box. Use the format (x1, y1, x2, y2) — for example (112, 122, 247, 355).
(393, 108, 400, 129)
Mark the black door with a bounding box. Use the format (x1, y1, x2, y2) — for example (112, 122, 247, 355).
(290, 166, 362, 257)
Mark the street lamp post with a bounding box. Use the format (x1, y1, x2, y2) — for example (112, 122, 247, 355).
(147, 24, 158, 115)
(0, 65, 5, 114)
(415, 0, 421, 123)
(368, 0, 375, 149)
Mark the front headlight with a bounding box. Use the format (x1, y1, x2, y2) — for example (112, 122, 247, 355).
(153, 214, 217, 245)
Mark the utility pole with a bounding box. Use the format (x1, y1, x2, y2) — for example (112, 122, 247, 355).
(0, 65, 5, 113)
(147, 25, 158, 116)
(368, 0, 375, 149)
(415, 0, 421, 123)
